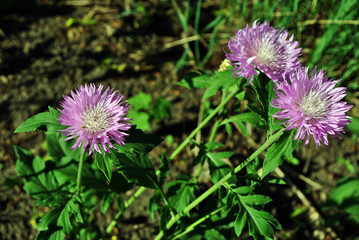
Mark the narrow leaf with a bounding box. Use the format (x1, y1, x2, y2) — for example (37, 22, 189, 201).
(14, 107, 63, 134)
(239, 194, 272, 205)
(95, 151, 113, 182)
(234, 206, 247, 237)
(262, 130, 295, 179)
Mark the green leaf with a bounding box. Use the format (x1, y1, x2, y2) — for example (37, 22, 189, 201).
(233, 186, 254, 195)
(129, 92, 152, 111)
(205, 142, 224, 151)
(148, 192, 162, 219)
(178, 71, 212, 89)
(203, 229, 226, 240)
(159, 154, 169, 187)
(116, 127, 162, 154)
(324, 177, 359, 223)
(46, 134, 65, 161)
(246, 206, 281, 239)
(234, 206, 247, 237)
(202, 70, 239, 100)
(220, 112, 265, 127)
(100, 192, 115, 214)
(128, 111, 152, 131)
(159, 206, 171, 231)
(239, 195, 272, 205)
(152, 98, 171, 122)
(14, 106, 64, 134)
(207, 151, 233, 183)
(14, 146, 60, 206)
(348, 117, 359, 136)
(262, 130, 296, 179)
(167, 179, 197, 213)
(95, 151, 113, 182)
(113, 152, 158, 189)
(37, 196, 83, 238)
(225, 191, 234, 210)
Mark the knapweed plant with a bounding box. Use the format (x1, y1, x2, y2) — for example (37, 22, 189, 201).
(14, 21, 352, 239)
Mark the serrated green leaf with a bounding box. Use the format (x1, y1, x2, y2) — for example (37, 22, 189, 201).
(233, 186, 254, 195)
(46, 134, 65, 161)
(159, 206, 171, 231)
(36, 227, 64, 240)
(14, 146, 37, 177)
(221, 112, 265, 127)
(113, 152, 158, 189)
(203, 228, 226, 240)
(246, 206, 280, 238)
(348, 117, 359, 135)
(15, 146, 61, 206)
(148, 192, 162, 219)
(128, 111, 151, 131)
(207, 151, 233, 183)
(14, 107, 64, 134)
(202, 70, 239, 100)
(37, 197, 83, 237)
(239, 195, 272, 205)
(95, 151, 113, 182)
(178, 71, 212, 89)
(324, 177, 359, 223)
(168, 181, 196, 213)
(225, 191, 234, 210)
(234, 206, 247, 237)
(159, 154, 169, 187)
(262, 130, 295, 179)
(100, 192, 115, 214)
(116, 127, 162, 154)
(129, 92, 152, 111)
(152, 98, 171, 122)
(204, 142, 224, 151)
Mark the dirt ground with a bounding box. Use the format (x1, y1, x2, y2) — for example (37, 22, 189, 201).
(0, 1, 358, 240)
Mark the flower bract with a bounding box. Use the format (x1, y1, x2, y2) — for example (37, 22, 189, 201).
(58, 84, 131, 155)
(226, 20, 302, 84)
(272, 67, 352, 146)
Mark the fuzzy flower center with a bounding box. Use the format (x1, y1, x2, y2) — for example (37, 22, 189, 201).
(299, 90, 328, 119)
(255, 40, 276, 64)
(81, 102, 111, 133)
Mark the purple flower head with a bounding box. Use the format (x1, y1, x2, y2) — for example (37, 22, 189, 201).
(272, 67, 352, 146)
(226, 20, 302, 84)
(58, 84, 131, 155)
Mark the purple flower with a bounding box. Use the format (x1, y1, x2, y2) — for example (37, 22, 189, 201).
(272, 67, 352, 146)
(226, 20, 302, 84)
(58, 84, 131, 155)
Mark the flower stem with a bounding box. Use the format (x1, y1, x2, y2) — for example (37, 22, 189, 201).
(169, 85, 240, 160)
(76, 151, 85, 195)
(104, 85, 241, 235)
(172, 206, 225, 240)
(105, 187, 146, 235)
(154, 129, 285, 240)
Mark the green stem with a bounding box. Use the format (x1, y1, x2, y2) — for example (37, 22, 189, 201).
(173, 206, 225, 240)
(195, 119, 220, 180)
(170, 85, 239, 160)
(154, 129, 285, 240)
(105, 187, 146, 235)
(105, 85, 241, 235)
(76, 151, 85, 195)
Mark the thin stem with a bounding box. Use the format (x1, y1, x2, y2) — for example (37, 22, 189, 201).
(195, 119, 220, 181)
(76, 151, 85, 195)
(173, 206, 225, 240)
(105, 187, 146, 235)
(154, 129, 285, 240)
(170, 85, 240, 160)
(105, 85, 241, 235)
